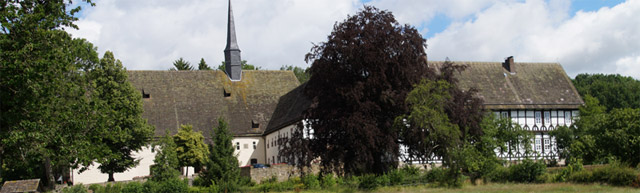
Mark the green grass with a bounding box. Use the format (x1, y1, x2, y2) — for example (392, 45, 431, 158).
(293, 183, 640, 193)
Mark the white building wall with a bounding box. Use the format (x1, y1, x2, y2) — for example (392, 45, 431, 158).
(73, 145, 156, 184)
(265, 125, 295, 165)
(232, 136, 265, 167)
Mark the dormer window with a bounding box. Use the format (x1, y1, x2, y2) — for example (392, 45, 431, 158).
(141, 89, 150, 99)
(251, 120, 259, 129)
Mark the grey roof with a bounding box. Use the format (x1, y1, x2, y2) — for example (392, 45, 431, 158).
(429, 61, 584, 109)
(264, 83, 311, 135)
(1, 179, 40, 193)
(127, 70, 300, 140)
(266, 60, 584, 132)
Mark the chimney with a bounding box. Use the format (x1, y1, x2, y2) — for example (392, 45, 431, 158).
(224, 0, 242, 81)
(503, 56, 515, 74)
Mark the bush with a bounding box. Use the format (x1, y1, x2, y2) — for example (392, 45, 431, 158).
(320, 174, 337, 188)
(569, 164, 638, 186)
(387, 169, 405, 185)
(61, 184, 88, 193)
(568, 170, 593, 183)
(301, 174, 320, 189)
(484, 165, 509, 183)
(144, 178, 189, 193)
(423, 167, 446, 183)
(400, 165, 421, 176)
(554, 159, 584, 182)
(508, 160, 546, 183)
(358, 174, 381, 190)
(339, 175, 360, 190)
(121, 181, 144, 193)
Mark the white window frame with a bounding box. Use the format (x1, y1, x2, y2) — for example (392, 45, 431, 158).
(535, 111, 542, 124)
(564, 111, 571, 125)
(544, 111, 550, 125)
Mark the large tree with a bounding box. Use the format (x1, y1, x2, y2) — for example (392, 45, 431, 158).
(200, 118, 239, 189)
(173, 124, 209, 177)
(298, 6, 430, 175)
(90, 51, 154, 182)
(0, 0, 98, 188)
(217, 60, 260, 71)
(573, 74, 640, 111)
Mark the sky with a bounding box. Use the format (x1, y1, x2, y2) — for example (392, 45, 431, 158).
(68, 0, 639, 79)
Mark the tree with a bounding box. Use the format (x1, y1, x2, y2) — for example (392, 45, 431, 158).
(395, 61, 487, 187)
(217, 60, 260, 71)
(280, 65, 310, 83)
(151, 131, 181, 182)
(200, 118, 239, 189)
(171, 57, 193, 70)
(90, 51, 154, 182)
(1, 0, 98, 189)
(173, 124, 209, 177)
(293, 6, 430, 175)
(198, 58, 211, 70)
(573, 74, 640, 111)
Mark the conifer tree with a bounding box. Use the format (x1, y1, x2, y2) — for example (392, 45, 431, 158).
(198, 58, 212, 70)
(151, 132, 180, 182)
(201, 118, 239, 187)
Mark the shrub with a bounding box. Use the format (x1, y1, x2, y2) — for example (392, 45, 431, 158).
(388, 169, 405, 185)
(121, 181, 144, 193)
(358, 174, 381, 190)
(61, 184, 88, 193)
(508, 160, 546, 183)
(320, 174, 337, 188)
(484, 165, 509, 183)
(301, 174, 320, 189)
(554, 159, 584, 182)
(423, 167, 446, 183)
(339, 175, 360, 190)
(400, 165, 421, 176)
(143, 178, 189, 193)
(568, 170, 593, 183)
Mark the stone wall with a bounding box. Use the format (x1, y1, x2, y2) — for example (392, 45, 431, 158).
(241, 164, 318, 183)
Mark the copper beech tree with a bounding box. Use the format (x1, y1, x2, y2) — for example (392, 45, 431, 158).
(295, 6, 431, 175)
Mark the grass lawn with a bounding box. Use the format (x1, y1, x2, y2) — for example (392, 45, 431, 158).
(296, 183, 639, 193)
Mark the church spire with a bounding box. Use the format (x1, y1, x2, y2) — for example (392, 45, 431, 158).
(224, 0, 242, 81)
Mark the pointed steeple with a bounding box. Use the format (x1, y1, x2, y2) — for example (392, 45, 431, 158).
(224, 0, 242, 81)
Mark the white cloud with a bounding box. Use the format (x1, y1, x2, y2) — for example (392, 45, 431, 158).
(69, 0, 640, 79)
(427, 0, 640, 79)
(69, 0, 360, 70)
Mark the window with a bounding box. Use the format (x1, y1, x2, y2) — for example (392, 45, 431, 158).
(141, 89, 150, 98)
(236, 142, 240, 150)
(535, 111, 541, 124)
(535, 139, 541, 151)
(223, 88, 231, 97)
(564, 111, 571, 125)
(501, 111, 509, 118)
(253, 141, 257, 149)
(544, 111, 550, 125)
(544, 139, 550, 151)
(251, 120, 259, 129)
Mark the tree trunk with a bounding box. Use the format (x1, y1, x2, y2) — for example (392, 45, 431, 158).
(186, 167, 189, 177)
(108, 172, 115, 182)
(43, 156, 55, 191)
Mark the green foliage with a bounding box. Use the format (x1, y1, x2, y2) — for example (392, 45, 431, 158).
(320, 174, 337, 188)
(0, 0, 106, 188)
(484, 165, 510, 183)
(358, 174, 383, 190)
(218, 60, 260, 71)
(197, 58, 211, 70)
(280, 65, 310, 83)
(143, 178, 189, 193)
(61, 184, 89, 193)
(568, 164, 639, 186)
(199, 118, 240, 187)
(573, 74, 640, 111)
(121, 181, 144, 193)
(508, 160, 547, 183)
(173, 124, 209, 176)
(151, 132, 181, 182)
(91, 51, 154, 182)
(171, 57, 193, 70)
(554, 158, 584, 182)
(301, 174, 321, 189)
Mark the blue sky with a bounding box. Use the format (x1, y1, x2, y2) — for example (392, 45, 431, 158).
(69, 0, 639, 79)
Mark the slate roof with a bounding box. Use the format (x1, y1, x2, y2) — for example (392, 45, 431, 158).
(429, 61, 584, 109)
(265, 60, 584, 132)
(264, 83, 312, 135)
(127, 70, 300, 140)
